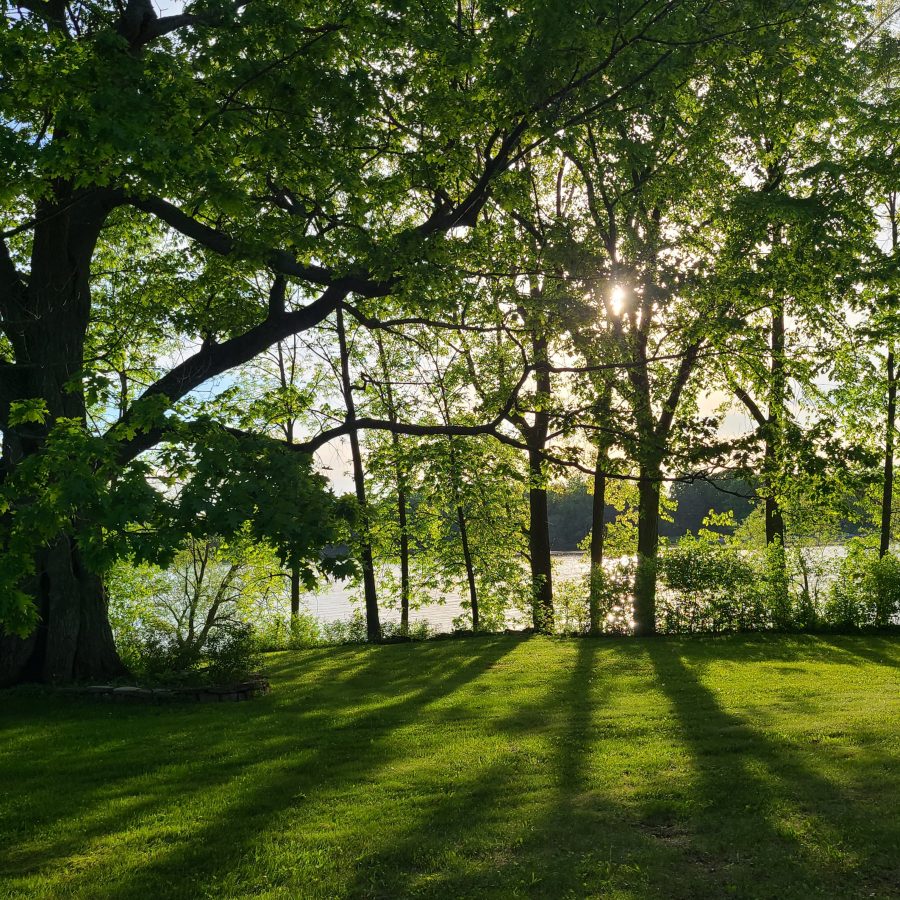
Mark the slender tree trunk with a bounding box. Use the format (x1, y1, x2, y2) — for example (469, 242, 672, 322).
(398, 483, 411, 632)
(761, 285, 791, 625)
(881, 348, 896, 558)
(528, 447, 553, 632)
(765, 298, 787, 550)
(527, 327, 554, 633)
(881, 199, 899, 558)
(589, 447, 608, 635)
(444, 437, 480, 630)
(633, 462, 661, 637)
(455, 503, 480, 631)
(290, 564, 301, 619)
(376, 337, 410, 631)
(335, 308, 380, 642)
(1, 190, 126, 685)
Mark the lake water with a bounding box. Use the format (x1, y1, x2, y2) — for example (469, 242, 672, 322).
(297, 547, 851, 632)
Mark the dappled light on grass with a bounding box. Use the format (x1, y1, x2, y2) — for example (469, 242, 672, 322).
(1, 634, 899, 898)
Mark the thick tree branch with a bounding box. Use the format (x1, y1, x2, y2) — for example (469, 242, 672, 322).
(120, 0, 256, 50)
(126, 195, 397, 293)
(656, 339, 703, 441)
(733, 383, 767, 428)
(110, 281, 360, 460)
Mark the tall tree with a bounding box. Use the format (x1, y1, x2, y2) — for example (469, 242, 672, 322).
(0, 0, 826, 678)
(716, 1, 873, 587)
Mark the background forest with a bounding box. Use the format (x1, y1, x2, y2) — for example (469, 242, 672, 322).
(1, 0, 899, 686)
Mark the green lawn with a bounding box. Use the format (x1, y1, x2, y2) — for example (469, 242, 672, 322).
(1, 634, 899, 899)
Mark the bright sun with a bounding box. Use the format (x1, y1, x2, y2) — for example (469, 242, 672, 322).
(610, 284, 626, 315)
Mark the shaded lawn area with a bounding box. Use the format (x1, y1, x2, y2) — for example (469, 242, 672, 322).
(1, 634, 899, 899)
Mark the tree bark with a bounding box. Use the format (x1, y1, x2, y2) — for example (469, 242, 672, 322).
(759, 284, 792, 624)
(397, 484, 411, 632)
(589, 447, 608, 635)
(764, 250, 788, 550)
(528, 447, 554, 632)
(376, 336, 410, 631)
(881, 199, 898, 559)
(335, 307, 381, 641)
(455, 502, 480, 631)
(290, 564, 301, 619)
(526, 327, 554, 633)
(633, 463, 661, 637)
(1, 189, 126, 684)
(443, 437, 480, 631)
(1, 535, 125, 685)
(880, 348, 896, 558)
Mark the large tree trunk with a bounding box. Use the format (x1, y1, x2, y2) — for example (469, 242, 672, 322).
(633, 463, 661, 637)
(1, 536, 125, 686)
(588, 448, 608, 635)
(335, 308, 381, 641)
(880, 348, 896, 559)
(1, 190, 126, 684)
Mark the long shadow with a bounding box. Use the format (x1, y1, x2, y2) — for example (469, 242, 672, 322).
(477, 638, 700, 899)
(643, 639, 900, 899)
(814, 634, 900, 670)
(652, 632, 899, 668)
(46, 636, 524, 899)
(0, 644, 379, 876)
(340, 639, 625, 898)
(4, 635, 897, 898)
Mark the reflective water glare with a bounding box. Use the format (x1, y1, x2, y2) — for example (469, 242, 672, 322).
(297, 547, 851, 632)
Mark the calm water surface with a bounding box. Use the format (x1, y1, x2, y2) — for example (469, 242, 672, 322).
(298, 547, 849, 631)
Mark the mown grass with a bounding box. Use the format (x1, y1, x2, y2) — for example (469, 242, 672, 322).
(1, 633, 899, 899)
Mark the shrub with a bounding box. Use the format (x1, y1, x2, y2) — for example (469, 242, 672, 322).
(588, 561, 635, 634)
(253, 612, 323, 650)
(658, 534, 767, 633)
(205, 623, 261, 682)
(554, 575, 591, 635)
(824, 543, 900, 629)
(108, 536, 280, 682)
(383, 619, 433, 641)
(319, 610, 369, 644)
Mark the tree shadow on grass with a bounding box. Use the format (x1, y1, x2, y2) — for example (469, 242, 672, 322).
(19, 636, 524, 899)
(381, 635, 900, 900)
(652, 632, 900, 669)
(812, 633, 900, 670)
(3, 634, 897, 899)
(339, 639, 637, 898)
(0, 644, 380, 877)
(641, 639, 900, 899)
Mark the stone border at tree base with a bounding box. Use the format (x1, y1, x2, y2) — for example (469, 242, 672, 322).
(60, 675, 270, 703)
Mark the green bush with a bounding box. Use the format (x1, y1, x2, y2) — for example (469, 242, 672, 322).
(204, 623, 261, 682)
(553, 575, 591, 635)
(824, 543, 900, 629)
(658, 534, 767, 633)
(383, 619, 433, 641)
(319, 610, 369, 644)
(588, 562, 635, 634)
(253, 612, 323, 650)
